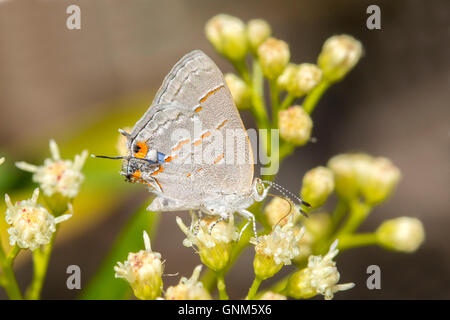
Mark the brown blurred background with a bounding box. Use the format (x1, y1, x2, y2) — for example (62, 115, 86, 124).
(0, 0, 449, 299)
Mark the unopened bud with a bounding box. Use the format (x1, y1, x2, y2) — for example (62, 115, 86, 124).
(258, 37, 290, 79)
(247, 19, 271, 52)
(279, 106, 312, 146)
(376, 217, 425, 253)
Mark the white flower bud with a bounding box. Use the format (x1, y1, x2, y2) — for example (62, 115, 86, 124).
(264, 197, 300, 227)
(247, 19, 271, 52)
(290, 63, 322, 96)
(0, 157, 5, 166)
(259, 291, 287, 300)
(114, 231, 163, 300)
(225, 73, 251, 109)
(318, 34, 363, 82)
(258, 37, 290, 79)
(300, 166, 334, 208)
(4, 188, 71, 250)
(205, 14, 248, 61)
(165, 265, 212, 300)
(376, 217, 425, 253)
(279, 106, 313, 146)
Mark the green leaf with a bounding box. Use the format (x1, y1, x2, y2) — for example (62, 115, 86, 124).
(80, 202, 160, 300)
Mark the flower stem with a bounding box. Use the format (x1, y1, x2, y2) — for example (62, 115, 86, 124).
(269, 79, 280, 127)
(0, 243, 22, 300)
(26, 230, 57, 300)
(338, 233, 378, 250)
(302, 80, 330, 115)
(250, 60, 270, 129)
(232, 59, 250, 84)
(336, 200, 372, 237)
(216, 271, 228, 300)
(330, 198, 349, 233)
(246, 276, 262, 300)
(280, 93, 295, 110)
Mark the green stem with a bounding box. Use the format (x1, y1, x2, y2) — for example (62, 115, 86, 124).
(232, 59, 250, 84)
(216, 271, 229, 300)
(302, 80, 330, 115)
(336, 200, 372, 237)
(250, 60, 270, 129)
(338, 233, 378, 250)
(269, 79, 280, 128)
(330, 198, 349, 233)
(0, 244, 22, 300)
(246, 277, 262, 300)
(280, 93, 296, 110)
(27, 230, 57, 300)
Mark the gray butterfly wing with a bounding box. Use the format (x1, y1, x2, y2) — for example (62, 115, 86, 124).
(128, 50, 254, 210)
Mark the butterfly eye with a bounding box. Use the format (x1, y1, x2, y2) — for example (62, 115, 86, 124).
(256, 181, 264, 196)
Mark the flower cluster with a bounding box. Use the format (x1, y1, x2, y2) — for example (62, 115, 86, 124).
(251, 219, 304, 280)
(328, 153, 401, 205)
(176, 214, 238, 272)
(286, 240, 354, 300)
(4, 188, 72, 250)
(114, 231, 164, 300)
(16, 140, 88, 199)
(165, 265, 212, 300)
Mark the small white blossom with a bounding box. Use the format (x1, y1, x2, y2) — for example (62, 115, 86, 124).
(0, 157, 5, 166)
(16, 140, 88, 198)
(165, 265, 212, 300)
(176, 215, 238, 271)
(114, 231, 163, 300)
(4, 188, 71, 250)
(287, 240, 354, 300)
(252, 217, 305, 281)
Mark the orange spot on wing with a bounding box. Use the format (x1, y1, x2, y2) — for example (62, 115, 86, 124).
(152, 178, 163, 192)
(135, 142, 148, 159)
(216, 119, 228, 129)
(199, 85, 224, 103)
(172, 139, 190, 152)
(151, 166, 164, 176)
(194, 106, 202, 113)
(132, 170, 142, 179)
(186, 173, 191, 177)
(213, 154, 224, 164)
(164, 155, 178, 162)
(193, 139, 202, 146)
(196, 168, 203, 173)
(201, 131, 211, 139)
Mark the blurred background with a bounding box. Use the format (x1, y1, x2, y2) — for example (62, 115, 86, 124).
(0, 0, 448, 299)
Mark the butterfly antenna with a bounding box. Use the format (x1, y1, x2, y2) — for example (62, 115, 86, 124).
(262, 180, 311, 217)
(90, 155, 127, 160)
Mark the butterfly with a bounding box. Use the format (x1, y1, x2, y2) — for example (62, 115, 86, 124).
(94, 50, 309, 237)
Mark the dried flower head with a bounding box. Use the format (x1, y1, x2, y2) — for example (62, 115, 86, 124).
(165, 265, 212, 300)
(318, 34, 363, 82)
(225, 73, 251, 109)
(251, 220, 304, 280)
(287, 240, 354, 300)
(205, 14, 248, 61)
(176, 215, 238, 272)
(114, 231, 163, 300)
(376, 217, 425, 253)
(279, 106, 313, 146)
(247, 19, 271, 52)
(16, 140, 88, 199)
(301, 166, 335, 208)
(4, 188, 71, 250)
(258, 37, 290, 79)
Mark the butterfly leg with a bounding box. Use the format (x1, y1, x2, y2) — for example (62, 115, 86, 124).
(237, 209, 258, 240)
